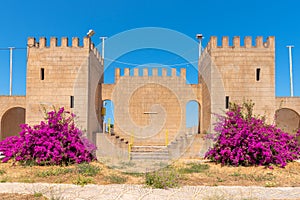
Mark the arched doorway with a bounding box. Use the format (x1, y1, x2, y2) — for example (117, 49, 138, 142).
(102, 100, 114, 133)
(275, 108, 300, 134)
(1, 107, 25, 140)
(186, 100, 200, 134)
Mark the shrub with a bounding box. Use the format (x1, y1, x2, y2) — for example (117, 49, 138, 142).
(35, 168, 74, 177)
(76, 163, 100, 176)
(205, 102, 300, 168)
(0, 107, 97, 165)
(105, 174, 127, 184)
(145, 169, 179, 189)
(0, 169, 6, 175)
(178, 163, 210, 174)
(73, 175, 93, 186)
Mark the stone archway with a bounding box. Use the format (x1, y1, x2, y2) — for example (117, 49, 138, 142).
(102, 99, 115, 132)
(275, 108, 300, 134)
(1, 107, 26, 140)
(186, 100, 201, 134)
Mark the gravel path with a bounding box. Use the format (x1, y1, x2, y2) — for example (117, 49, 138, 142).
(0, 183, 300, 200)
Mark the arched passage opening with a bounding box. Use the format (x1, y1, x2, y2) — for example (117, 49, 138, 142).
(102, 100, 114, 133)
(1, 107, 25, 140)
(275, 108, 300, 134)
(186, 100, 200, 134)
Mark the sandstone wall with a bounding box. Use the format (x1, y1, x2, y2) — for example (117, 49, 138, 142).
(102, 67, 201, 145)
(206, 36, 276, 123)
(275, 97, 300, 134)
(26, 37, 103, 139)
(0, 96, 26, 140)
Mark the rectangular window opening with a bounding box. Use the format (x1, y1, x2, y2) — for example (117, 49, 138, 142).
(256, 68, 261, 81)
(40, 68, 44, 80)
(225, 96, 229, 109)
(70, 96, 74, 108)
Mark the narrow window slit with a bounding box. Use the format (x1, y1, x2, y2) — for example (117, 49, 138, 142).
(70, 96, 74, 108)
(226, 96, 229, 109)
(40, 68, 44, 80)
(256, 68, 261, 81)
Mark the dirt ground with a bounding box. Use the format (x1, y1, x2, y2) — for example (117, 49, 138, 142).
(0, 159, 300, 199)
(0, 193, 47, 200)
(0, 160, 299, 186)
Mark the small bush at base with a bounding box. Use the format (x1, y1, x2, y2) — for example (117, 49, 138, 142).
(178, 163, 210, 174)
(0, 169, 6, 175)
(0, 107, 97, 166)
(33, 192, 43, 197)
(35, 168, 74, 177)
(105, 174, 127, 184)
(145, 169, 179, 189)
(73, 175, 93, 186)
(205, 101, 300, 168)
(0, 177, 8, 183)
(76, 163, 100, 176)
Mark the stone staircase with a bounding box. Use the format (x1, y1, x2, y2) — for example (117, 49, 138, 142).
(130, 146, 169, 160)
(105, 132, 129, 149)
(101, 131, 197, 161)
(129, 132, 196, 160)
(167, 132, 195, 159)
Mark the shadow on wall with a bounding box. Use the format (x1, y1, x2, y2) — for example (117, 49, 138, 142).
(0, 107, 25, 140)
(275, 108, 300, 134)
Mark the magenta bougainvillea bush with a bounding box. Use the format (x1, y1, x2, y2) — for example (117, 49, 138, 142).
(205, 102, 300, 168)
(0, 107, 97, 165)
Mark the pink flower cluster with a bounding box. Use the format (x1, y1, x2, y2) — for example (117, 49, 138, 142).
(0, 107, 96, 165)
(205, 105, 300, 168)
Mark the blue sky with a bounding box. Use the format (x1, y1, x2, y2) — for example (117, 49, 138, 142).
(0, 0, 299, 98)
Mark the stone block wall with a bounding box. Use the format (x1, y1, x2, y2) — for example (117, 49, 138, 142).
(87, 49, 103, 137)
(204, 36, 276, 123)
(0, 96, 26, 139)
(199, 51, 212, 133)
(275, 97, 300, 134)
(102, 67, 201, 145)
(26, 37, 103, 139)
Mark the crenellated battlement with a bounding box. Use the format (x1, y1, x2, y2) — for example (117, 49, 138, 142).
(114, 67, 186, 82)
(206, 36, 275, 51)
(27, 37, 93, 48)
(27, 36, 102, 61)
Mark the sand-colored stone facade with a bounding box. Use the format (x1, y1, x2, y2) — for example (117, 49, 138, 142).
(14, 36, 103, 141)
(0, 35, 299, 147)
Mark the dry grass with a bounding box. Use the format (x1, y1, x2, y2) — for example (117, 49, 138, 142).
(0, 161, 142, 185)
(0, 193, 48, 200)
(175, 160, 300, 187)
(1, 160, 300, 199)
(0, 159, 299, 187)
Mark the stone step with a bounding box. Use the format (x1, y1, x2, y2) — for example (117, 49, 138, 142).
(130, 145, 170, 160)
(131, 146, 167, 152)
(106, 133, 129, 145)
(130, 152, 169, 160)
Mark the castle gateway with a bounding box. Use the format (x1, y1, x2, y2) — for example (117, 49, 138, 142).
(0, 35, 300, 159)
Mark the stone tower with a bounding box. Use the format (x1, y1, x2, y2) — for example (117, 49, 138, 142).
(200, 36, 276, 132)
(1, 34, 299, 155)
(26, 37, 103, 140)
